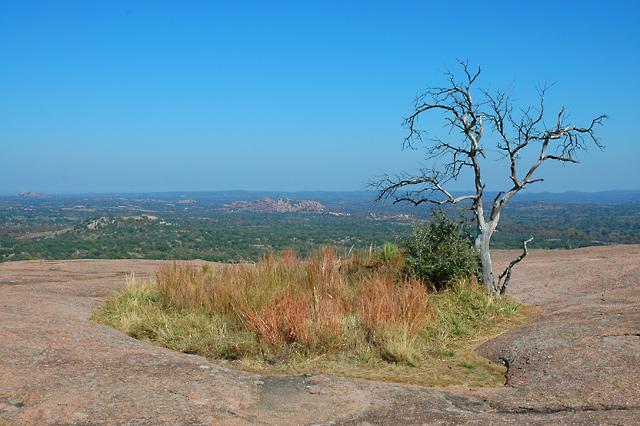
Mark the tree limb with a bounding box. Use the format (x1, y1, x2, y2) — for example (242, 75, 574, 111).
(497, 237, 533, 295)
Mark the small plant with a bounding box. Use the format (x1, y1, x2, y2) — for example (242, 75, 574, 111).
(400, 208, 480, 290)
(201, 263, 212, 275)
(441, 348, 457, 357)
(460, 361, 476, 370)
(379, 242, 399, 264)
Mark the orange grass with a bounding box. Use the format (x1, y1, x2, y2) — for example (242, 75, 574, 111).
(153, 247, 432, 361)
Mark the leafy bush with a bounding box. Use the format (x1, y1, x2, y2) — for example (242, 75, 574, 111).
(400, 209, 480, 289)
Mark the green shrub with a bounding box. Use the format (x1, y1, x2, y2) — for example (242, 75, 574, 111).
(400, 209, 480, 289)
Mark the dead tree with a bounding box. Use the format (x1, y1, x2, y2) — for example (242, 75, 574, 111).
(373, 60, 606, 296)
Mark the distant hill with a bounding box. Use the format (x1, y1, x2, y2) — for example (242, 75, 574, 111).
(16, 191, 52, 199)
(218, 197, 326, 214)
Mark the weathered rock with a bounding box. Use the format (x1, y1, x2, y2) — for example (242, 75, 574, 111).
(1, 246, 639, 425)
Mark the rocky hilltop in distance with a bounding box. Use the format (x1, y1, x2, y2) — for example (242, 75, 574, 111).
(16, 191, 52, 199)
(219, 197, 326, 213)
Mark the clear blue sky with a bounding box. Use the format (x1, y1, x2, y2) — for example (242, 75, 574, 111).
(1, 0, 639, 195)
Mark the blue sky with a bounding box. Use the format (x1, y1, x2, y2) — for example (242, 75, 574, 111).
(1, 0, 639, 195)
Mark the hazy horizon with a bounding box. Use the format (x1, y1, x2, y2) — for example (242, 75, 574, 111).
(2, 1, 639, 194)
(5, 188, 640, 198)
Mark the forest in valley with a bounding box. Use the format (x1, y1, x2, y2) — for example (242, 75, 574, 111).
(1, 190, 639, 263)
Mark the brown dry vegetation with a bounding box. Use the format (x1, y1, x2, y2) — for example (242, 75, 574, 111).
(92, 247, 529, 386)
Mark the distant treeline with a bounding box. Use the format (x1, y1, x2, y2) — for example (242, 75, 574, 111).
(1, 192, 639, 263)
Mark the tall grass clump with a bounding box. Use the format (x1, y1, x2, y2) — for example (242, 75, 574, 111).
(93, 244, 529, 386)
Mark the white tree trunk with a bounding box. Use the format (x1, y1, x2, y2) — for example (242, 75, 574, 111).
(476, 232, 495, 295)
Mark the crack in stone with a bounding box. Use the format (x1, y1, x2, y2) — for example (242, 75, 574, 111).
(491, 404, 639, 415)
(599, 332, 640, 338)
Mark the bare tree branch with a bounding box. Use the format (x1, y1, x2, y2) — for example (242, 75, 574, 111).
(371, 61, 606, 296)
(497, 238, 533, 295)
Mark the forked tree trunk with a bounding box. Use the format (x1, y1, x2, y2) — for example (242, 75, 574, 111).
(476, 221, 532, 297)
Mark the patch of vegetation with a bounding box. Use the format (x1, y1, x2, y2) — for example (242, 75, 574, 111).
(1, 193, 640, 264)
(93, 247, 532, 387)
(400, 209, 480, 290)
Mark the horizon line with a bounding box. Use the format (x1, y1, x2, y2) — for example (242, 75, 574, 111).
(3, 188, 640, 197)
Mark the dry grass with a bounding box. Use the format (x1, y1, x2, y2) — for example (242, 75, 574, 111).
(93, 247, 532, 386)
